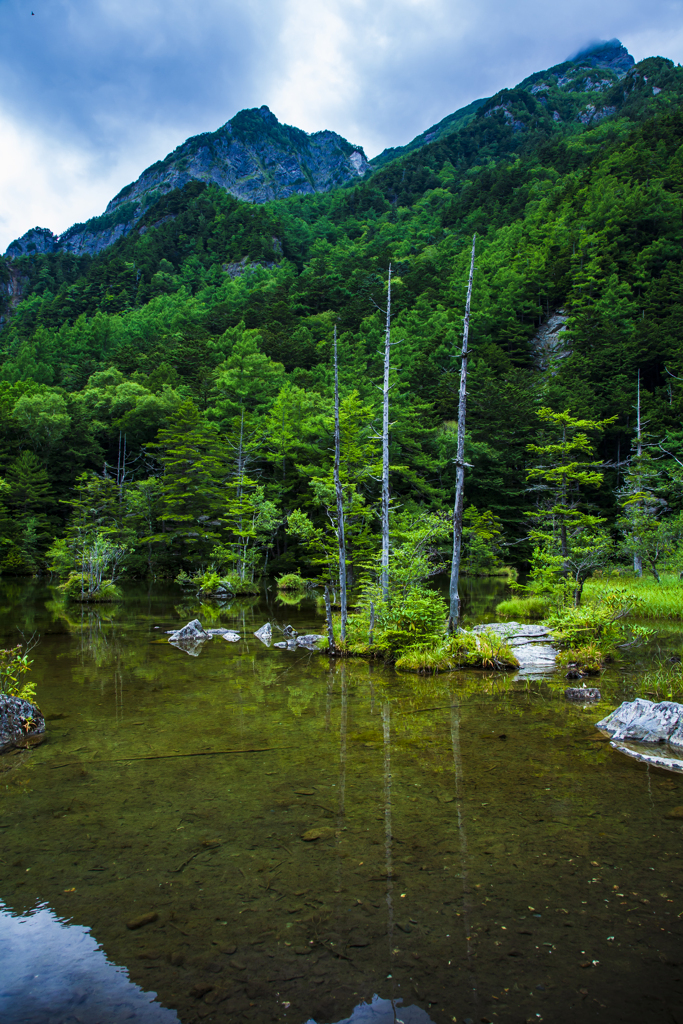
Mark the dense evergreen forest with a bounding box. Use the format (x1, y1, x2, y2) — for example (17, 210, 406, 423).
(1, 52, 683, 616)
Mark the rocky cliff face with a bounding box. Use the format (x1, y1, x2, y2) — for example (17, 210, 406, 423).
(4, 106, 369, 260)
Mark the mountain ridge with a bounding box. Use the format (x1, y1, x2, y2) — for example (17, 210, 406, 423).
(5, 105, 369, 260)
(369, 38, 635, 169)
(1, 39, 662, 263)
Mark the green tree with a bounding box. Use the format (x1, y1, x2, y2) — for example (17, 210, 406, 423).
(150, 400, 228, 563)
(48, 473, 129, 599)
(526, 407, 615, 606)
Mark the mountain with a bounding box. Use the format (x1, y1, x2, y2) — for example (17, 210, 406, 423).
(369, 38, 635, 170)
(5, 39, 641, 262)
(1, 34, 683, 588)
(4, 105, 369, 259)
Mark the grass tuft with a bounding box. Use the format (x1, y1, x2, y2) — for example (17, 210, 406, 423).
(495, 596, 548, 620)
(276, 573, 310, 591)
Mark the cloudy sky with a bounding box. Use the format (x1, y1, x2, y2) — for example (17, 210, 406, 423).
(1, 0, 682, 250)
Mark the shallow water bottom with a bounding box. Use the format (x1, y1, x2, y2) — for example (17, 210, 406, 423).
(1, 582, 683, 1024)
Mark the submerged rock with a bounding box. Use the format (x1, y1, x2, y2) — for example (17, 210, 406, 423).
(202, 628, 241, 641)
(566, 687, 601, 703)
(296, 634, 324, 648)
(0, 695, 46, 753)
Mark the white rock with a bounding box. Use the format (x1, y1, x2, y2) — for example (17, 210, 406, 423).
(597, 698, 683, 748)
(254, 622, 272, 645)
(472, 621, 556, 674)
(167, 619, 209, 642)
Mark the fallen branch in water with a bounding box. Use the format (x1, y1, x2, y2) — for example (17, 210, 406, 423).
(46, 747, 283, 768)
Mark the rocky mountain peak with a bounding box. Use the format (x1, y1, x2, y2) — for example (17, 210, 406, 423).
(569, 39, 635, 77)
(573, 39, 634, 76)
(5, 106, 369, 260)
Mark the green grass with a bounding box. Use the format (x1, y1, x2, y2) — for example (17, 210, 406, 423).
(628, 662, 683, 701)
(584, 572, 683, 620)
(394, 629, 519, 674)
(495, 596, 548, 620)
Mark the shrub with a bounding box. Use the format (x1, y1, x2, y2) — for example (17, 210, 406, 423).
(0, 645, 37, 703)
(556, 641, 605, 675)
(276, 573, 309, 591)
(60, 574, 121, 602)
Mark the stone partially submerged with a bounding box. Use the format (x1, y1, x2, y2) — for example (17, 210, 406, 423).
(597, 699, 683, 772)
(166, 618, 211, 657)
(0, 695, 46, 753)
(296, 634, 324, 648)
(254, 622, 272, 645)
(597, 698, 683, 747)
(220, 631, 241, 643)
(167, 619, 210, 643)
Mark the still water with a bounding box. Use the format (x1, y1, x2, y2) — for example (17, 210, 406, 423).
(1, 579, 683, 1024)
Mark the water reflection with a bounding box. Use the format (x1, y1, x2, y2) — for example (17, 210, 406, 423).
(2, 580, 683, 1024)
(306, 994, 435, 1023)
(0, 902, 177, 1023)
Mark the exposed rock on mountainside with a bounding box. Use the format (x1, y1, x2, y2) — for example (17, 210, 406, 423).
(370, 39, 635, 170)
(4, 106, 369, 259)
(1, 39, 661, 268)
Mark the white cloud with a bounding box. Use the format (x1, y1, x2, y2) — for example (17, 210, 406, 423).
(0, 107, 183, 246)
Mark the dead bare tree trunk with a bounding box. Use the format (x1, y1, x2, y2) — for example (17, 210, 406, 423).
(324, 584, 335, 652)
(333, 325, 348, 643)
(634, 369, 643, 576)
(381, 264, 392, 603)
(448, 235, 476, 633)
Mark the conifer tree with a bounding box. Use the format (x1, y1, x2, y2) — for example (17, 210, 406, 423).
(150, 400, 228, 561)
(526, 408, 615, 606)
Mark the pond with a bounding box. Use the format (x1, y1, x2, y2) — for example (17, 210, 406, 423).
(1, 578, 683, 1024)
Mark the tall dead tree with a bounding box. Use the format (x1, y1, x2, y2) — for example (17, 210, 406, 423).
(634, 369, 643, 576)
(381, 265, 392, 602)
(448, 235, 477, 632)
(333, 325, 348, 642)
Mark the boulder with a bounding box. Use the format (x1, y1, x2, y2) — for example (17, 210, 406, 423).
(274, 640, 298, 650)
(220, 631, 241, 643)
(0, 695, 46, 753)
(597, 698, 683, 747)
(254, 622, 272, 644)
(167, 619, 209, 643)
(472, 621, 556, 674)
(296, 634, 324, 648)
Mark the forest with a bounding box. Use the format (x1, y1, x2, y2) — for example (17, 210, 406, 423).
(1, 53, 683, 665)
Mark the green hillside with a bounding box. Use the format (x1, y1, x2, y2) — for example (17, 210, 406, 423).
(0, 51, 682, 593)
